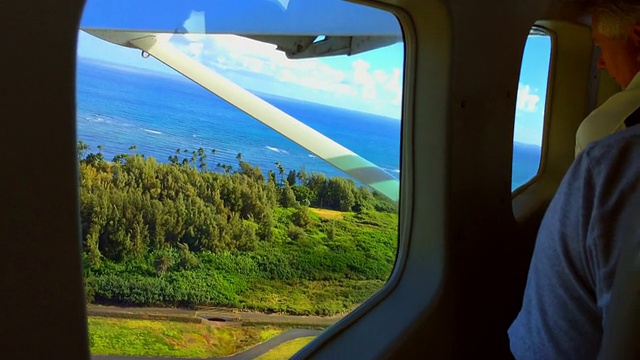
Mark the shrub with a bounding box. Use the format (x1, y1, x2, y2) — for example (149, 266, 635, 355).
(291, 207, 312, 228)
(287, 225, 306, 242)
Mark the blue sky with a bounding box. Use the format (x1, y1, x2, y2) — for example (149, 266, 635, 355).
(77, 31, 404, 118)
(515, 35, 552, 146)
(76, 7, 550, 146)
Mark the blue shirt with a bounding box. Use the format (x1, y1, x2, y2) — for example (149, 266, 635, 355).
(508, 124, 640, 359)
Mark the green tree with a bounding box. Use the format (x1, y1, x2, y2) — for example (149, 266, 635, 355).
(177, 242, 199, 269)
(287, 170, 296, 186)
(197, 148, 207, 171)
(307, 173, 327, 207)
(280, 182, 298, 208)
(292, 206, 312, 228)
(267, 170, 277, 185)
(275, 162, 285, 185)
(291, 185, 315, 206)
(239, 161, 264, 183)
(321, 177, 356, 211)
(154, 248, 177, 275)
(353, 186, 376, 213)
(296, 166, 308, 184)
(83, 152, 105, 167)
(112, 153, 128, 165)
(77, 141, 90, 161)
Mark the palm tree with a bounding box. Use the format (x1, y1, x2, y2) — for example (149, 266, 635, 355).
(211, 149, 217, 172)
(190, 151, 197, 168)
(197, 148, 207, 171)
(275, 162, 285, 186)
(77, 141, 90, 161)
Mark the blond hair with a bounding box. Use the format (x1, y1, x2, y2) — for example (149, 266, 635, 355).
(591, 0, 640, 40)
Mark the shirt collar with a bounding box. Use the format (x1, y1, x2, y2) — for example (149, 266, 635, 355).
(626, 71, 640, 91)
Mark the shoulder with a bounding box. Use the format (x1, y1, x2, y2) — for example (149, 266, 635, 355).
(580, 124, 640, 174)
(571, 125, 640, 216)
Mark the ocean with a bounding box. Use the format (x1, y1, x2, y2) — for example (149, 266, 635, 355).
(76, 58, 540, 191)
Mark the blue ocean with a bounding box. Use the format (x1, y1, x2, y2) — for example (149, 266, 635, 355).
(76, 58, 540, 190)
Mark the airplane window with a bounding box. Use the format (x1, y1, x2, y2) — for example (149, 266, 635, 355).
(512, 28, 551, 191)
(77, 0, 403, 358)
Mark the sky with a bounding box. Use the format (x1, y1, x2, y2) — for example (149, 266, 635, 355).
(515, 35, 552, 146)
(76, 31, 404, 118)
(76, 2, 551, 146)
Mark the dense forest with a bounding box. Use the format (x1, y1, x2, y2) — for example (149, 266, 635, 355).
(79, 142, 399, 315)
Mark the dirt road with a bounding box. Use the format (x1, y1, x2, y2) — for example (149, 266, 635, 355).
(86, 304, 342, 327)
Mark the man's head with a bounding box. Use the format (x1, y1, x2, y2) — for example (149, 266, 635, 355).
(591, 0, 640, 88)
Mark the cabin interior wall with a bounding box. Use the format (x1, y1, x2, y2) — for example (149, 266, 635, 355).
(509, 18, 595, 316)
(443, 0, 552, 357)
(0, 0, 599, 359)
(0, 0, 89, 359)
(385, 4, 595, 360)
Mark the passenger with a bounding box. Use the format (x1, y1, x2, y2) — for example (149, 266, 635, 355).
(509, 1, 640, 359)
(575, 0, 640, 156)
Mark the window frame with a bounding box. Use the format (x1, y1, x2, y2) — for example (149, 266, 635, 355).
(293, 1, 450, 358)
(511, 25, 556, 195)
(78, 1, 414, 358)
(512, 20, 595, 222)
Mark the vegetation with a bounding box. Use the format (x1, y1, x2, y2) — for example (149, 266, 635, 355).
(79, 142, 398, 315)
(87, 316, 287, 358)
(255, 337, 317, 360)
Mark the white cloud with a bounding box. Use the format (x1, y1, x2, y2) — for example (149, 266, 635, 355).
(373, 69, 388, 84)
(169, 34, 402, 117)
(352, 59, 377, 101)
(386, 68, 403, 105)
(516, 83, 540, 112)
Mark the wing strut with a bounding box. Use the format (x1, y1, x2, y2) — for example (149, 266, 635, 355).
(85, 30, 400, 202)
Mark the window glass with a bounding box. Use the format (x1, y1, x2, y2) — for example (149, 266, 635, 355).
(512, 29, 551, 190)
(77, 1, 403, 358)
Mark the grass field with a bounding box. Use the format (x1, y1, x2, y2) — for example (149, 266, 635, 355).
(308, 207, 345, 220)
(255, 337, 316, 360)
(88, 317, 287, 358)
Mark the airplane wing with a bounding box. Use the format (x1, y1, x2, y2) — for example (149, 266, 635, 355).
(81, 0, 402, 58)
(79, 0, 402, 202)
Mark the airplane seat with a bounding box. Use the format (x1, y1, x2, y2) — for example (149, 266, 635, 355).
(597, 185, 640, 360)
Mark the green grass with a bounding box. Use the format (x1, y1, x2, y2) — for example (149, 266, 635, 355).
(308, 208, 345, 220)
(255, 337, 316, 360)
(241, 279, 386, 316)
(88, 317, 286, 358)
